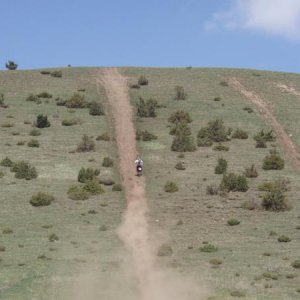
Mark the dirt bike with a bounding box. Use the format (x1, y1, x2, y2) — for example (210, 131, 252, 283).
(136, 164, 143, 176)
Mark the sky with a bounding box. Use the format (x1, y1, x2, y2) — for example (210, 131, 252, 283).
(1, 0, 300, 73)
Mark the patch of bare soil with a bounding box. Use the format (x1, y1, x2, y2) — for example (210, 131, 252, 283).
(228, 77, 300, 170)
(275, 82, 300, 97)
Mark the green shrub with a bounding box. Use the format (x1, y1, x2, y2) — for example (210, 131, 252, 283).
(232, 129, 248, 139)
(56, 98, 66, 106)
(0, 171, 4, 178)
(48, 233, 59, 242)
(291, 260, 300, 269)
(214, 97, 221, 101)
(171, 134, 196, 152)
(227, 219, 240, 226)
(76, 135, 95, 152)
(157, 244, 173, 256)
(262, 150, 284, 170)
(278, 235, 291, 242)
(30, 192, 54, 207)
(50, 70, 62, 78)
(136, 130, 157, 141)
(254, 129, 275, 142)
(40, 70, 51, 75)
(89, 101, 105, 116)
(136, 97, 157, 118)
(65, 93, 86, 108)
(78, 167, 100, 183)
(10, 161, 38, 180)
(209, 258, 223, 265)
(5, 60, 17, 70)
(197, 137, 213, 147)
(168, 110, 192, 124)
(130, 83, 140, 89)
(16, 140, 26, 146)
(206, 184, 219, 195)
(258, 179, 288, 192)
(197, 119, 229, 146)
(200, 244, 218, 252)
(2, 228, 13, 234)
(175, 162, 185, 170)
(61, 118, 82, 126)
(262, 187, 289, 211)
(36, 114, 50, 128)
(138, 76, 148, 86)
(0, 157, 13, 167)
(230, 290, 245, 297)
(244, 164, 258, 178)
(213, 144, 229, 151)
(83, 180, 104, 195)
(27, 139, 39, 147)
(244, 106, 254, 113)
(256, 140, 267, 148)
(214, 158, 227, 174)
(164, 181, 178, 193)
(67, 185, 89, 200)
(169, 122, 191, 136)
(112, 184, 122, 191)
(37, 91, 52, 98)
(174, 86, 187, 100)
(29, 129, 41, 136)
(1, 122, 14, 128)
(220, 173, 248, 192)
(102, 157, 114, 167)
(96, 133, 110, 141)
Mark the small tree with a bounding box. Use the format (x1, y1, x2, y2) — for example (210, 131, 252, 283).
(5, 60, 18, 70)
(214, 158, 228, 174)
(0, 94, 5, 107)
(171, 133, 196, 152)
(168, 110, 192, 124)
(76, 135, 95, 152)
(262, 150, 284, 170)
(65, 93, 86, 108)
(262, 187, 289, 211)
(36, 114, 50, 128)
(78, 167, 100, 183)
(89, 101, 104, 116)
(174, 86, 187, 100)
(138, 76, 148, 86)
(220, 173, 248, 192)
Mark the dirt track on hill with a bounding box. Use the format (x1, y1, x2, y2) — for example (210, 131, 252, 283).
(228, 77, 300, 170)
(275, 82, 300, 97)
(98, 68, 208, 300)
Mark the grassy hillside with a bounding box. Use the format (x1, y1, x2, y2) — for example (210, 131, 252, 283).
(0, 67, 300, 299)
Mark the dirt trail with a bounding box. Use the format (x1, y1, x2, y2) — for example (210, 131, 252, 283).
(99, 68, 208, 300)
(228, 77, 300, 170)
(275, 82, 300, 97)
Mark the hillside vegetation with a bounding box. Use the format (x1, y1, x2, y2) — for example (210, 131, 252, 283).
(0, 67, 300, 299)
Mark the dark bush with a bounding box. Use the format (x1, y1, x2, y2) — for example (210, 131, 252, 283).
(29, 129, 41, 136)
(30, 192, 54, 207)
(200, 244, 218, 252)
(278, 235, 291, 242)
(130, 83, 140, 89)
(40, 70, 51, 75)
(169, 122, 191, 136)
(102, 157, 114, 167)
(0, 94, 5, 107)
(138, 76, 148, 86)
(256, 140, 267, 148)
(214, 97, 221, 102)
(27, 139, 39, 147)
(262, 187, 289, 211)
(83, 180, 104, 195)
(206, 184, 219, 195)
(175, 162, 185, 170)
(254, 130, 275, 142)
(0, 157, 13, 167)
(232, 129, 248, 139)
(171, 133, 196, 152)
(220, 81, 228, 87)
(214, 158, 228, 174)
(220, 173, 248, 192)
(61, 118, 82, 126)
(37, 92, 52, 98)
(227, 219, 240, 226)
(136, 130, 157, 141)
(262, 150, 284, 170)
(168, 110, 192, 124)
(78, 167, 100, 183)
(291, 260, 300, 269)
(67, 185, 89, 200)
(244, 106, 254, 113)
(51, 71, 62, 78)
(89, 101, 105, 116)
(245, 164, 258, 178)
(164, 181, 178, 193)
(197, 119, 229, 146)
(36, 114, 50, 128)
(48, 233, 59, 242)
(136, 97, 157, 118)
(213, 144, 229, 151)
(96, 133, 110, 141)
(174, 86, 187, 100)
(76, 135, 95, 152)
(56, 98, 67, 106)
(5, 60, 17, 70)
(10, 161, 38, 180)
(112, 184, 122, 191)
(65, 93, 87, 108)
(26, 94, 39, 102)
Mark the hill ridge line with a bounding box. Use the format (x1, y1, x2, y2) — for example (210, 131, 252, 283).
(228, 77, 300, 171)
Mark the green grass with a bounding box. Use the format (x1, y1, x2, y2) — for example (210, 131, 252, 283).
(0, 67, 300, 300)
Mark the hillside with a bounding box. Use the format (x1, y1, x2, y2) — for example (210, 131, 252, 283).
(0, 67, 299, 299)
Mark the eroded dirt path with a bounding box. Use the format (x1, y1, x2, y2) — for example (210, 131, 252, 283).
(275, 82, 300, 97)
(228, 77, 300, 170)
(98, 68, 208, 300)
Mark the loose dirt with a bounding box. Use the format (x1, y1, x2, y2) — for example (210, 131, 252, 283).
(228, 77, 300, 170)
(275, 82, 300, 97)
(99, 68, 208, 300)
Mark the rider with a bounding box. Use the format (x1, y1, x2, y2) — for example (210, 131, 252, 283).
(134, 155, 144, 171)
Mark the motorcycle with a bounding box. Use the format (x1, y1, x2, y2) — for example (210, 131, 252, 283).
(136, 164, 143, 176)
